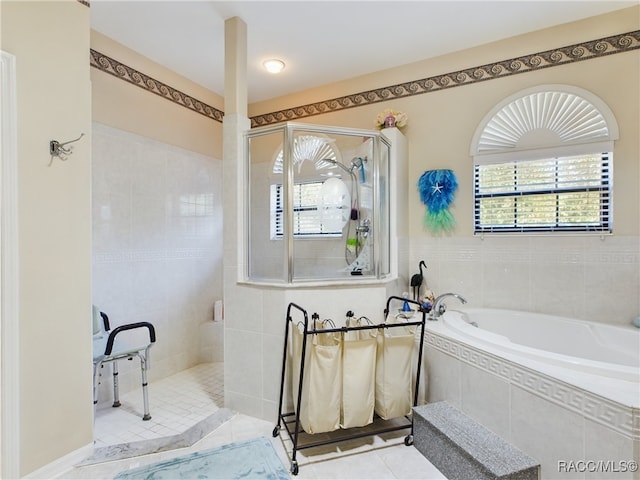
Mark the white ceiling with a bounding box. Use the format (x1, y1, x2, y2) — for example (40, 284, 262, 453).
(90, 0, 637, 103)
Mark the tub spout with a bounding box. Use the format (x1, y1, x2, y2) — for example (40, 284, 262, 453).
(430, 293, 467, 320)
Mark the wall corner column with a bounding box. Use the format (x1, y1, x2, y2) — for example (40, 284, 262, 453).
(222, 16, 253, 413)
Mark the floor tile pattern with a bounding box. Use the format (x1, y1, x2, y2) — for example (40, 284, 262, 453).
(94, 362, 223, 447)
(57, 362, 446, 479)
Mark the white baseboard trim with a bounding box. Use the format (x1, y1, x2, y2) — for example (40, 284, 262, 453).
(23, 443, 94, 480)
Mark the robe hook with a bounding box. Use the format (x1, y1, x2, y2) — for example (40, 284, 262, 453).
(49, 133, 84, 166)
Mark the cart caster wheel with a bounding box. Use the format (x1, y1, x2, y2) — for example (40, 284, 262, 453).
(291, 461, 299, 475)
(272, 425, 280, 437)
(404, 434, 413, 446)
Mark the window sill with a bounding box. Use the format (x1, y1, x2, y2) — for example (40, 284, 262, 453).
(238, 275, 397, 289)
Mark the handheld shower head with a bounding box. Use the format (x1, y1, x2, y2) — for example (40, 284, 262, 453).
(351, 156, 367, 183)
(350, 156, 366, 170)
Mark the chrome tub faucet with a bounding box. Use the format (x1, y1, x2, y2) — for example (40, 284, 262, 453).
(430, 293, 467, 320)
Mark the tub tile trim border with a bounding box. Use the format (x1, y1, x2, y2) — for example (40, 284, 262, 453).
(425, 330, 638, 440)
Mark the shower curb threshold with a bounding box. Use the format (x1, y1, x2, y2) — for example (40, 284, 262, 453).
(76, 408, 236, 466)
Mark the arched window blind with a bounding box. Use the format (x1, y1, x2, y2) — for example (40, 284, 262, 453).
(470, 85, 618, 234)
(271, 135, 342, 238)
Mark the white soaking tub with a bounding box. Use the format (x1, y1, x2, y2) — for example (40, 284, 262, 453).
(439, 309, 639, 403)
(422, 308, 640, 479)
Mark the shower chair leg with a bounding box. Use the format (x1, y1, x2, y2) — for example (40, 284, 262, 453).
(140, 353, 151, 421)
(112, 361, 121, 407)
(92, 362, 103, 407)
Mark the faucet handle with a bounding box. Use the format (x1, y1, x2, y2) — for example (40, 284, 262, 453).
(431, 292, 467, 320)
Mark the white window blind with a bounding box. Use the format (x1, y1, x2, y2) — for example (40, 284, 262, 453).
(474, 153, 611, 233)
(271, 182, 342, 238)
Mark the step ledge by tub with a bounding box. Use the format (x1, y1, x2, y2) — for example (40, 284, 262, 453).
(413, 402, 539, 480)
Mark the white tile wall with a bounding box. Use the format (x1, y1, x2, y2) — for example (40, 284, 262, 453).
(92, 123, 223, 400)
(411, 235, 640, 326)
(198, 321, 224, 363)
(584, 419, 637, 480)
(510, 386, 585, 479)
(460, 363, 511, 441)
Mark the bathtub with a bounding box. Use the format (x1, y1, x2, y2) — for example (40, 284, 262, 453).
(434, 308, 640, 406)
(422, 308, 639, 478)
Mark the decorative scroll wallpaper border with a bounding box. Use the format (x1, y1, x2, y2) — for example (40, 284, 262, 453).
(90, 49, 224, 123)
(90, 30, 638, 127)
(251, 30, 640, 127)
(424, 330, 638, 440)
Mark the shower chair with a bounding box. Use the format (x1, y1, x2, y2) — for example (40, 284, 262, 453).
(92, 306, 156, 420)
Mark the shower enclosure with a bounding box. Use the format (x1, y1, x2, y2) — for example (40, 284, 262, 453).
(245, 123, 391, 284)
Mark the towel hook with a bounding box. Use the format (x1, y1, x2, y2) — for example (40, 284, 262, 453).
(49, 133, 84, 166)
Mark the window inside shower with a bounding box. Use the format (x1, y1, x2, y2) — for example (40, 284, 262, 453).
(245, 123, 391, 284)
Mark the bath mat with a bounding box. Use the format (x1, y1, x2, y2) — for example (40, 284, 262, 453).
(113, 436, 289, 480)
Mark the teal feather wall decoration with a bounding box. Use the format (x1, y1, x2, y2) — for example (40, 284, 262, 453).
(417, 169, 458, 233)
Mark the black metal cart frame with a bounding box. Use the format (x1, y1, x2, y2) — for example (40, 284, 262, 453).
(272, 296, 427, 475)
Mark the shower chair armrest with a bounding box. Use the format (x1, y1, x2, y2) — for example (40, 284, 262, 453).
(99, 311, 110, 332)
(104, 322, 156, 356)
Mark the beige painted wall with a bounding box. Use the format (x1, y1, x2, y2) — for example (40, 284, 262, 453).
(1, 1, 93, 475)
(0, 2, 636, 474)
(251, 6, 639, 237)
(231, 6, 639, 424)
(91, 30, 224, 159)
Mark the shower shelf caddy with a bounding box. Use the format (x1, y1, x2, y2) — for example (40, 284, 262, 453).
(272, 296, 427, 475)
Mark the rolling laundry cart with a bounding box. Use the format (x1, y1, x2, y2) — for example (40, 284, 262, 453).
(272, 296, 427, 475)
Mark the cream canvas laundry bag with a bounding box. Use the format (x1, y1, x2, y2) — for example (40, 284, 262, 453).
(291, 319, 342, 434)
(374, 316, 416, 420)
(341, 317, 377, 429)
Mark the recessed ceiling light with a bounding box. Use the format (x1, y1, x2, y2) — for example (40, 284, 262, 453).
(263, 59, 285, 74)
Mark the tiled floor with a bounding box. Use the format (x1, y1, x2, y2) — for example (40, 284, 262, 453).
(93, 362, 224, 447)
(58, 362, 446, 479)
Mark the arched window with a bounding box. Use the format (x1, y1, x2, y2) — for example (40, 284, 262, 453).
(470, 85, 618, 234)
(270, 134, 344, 237)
